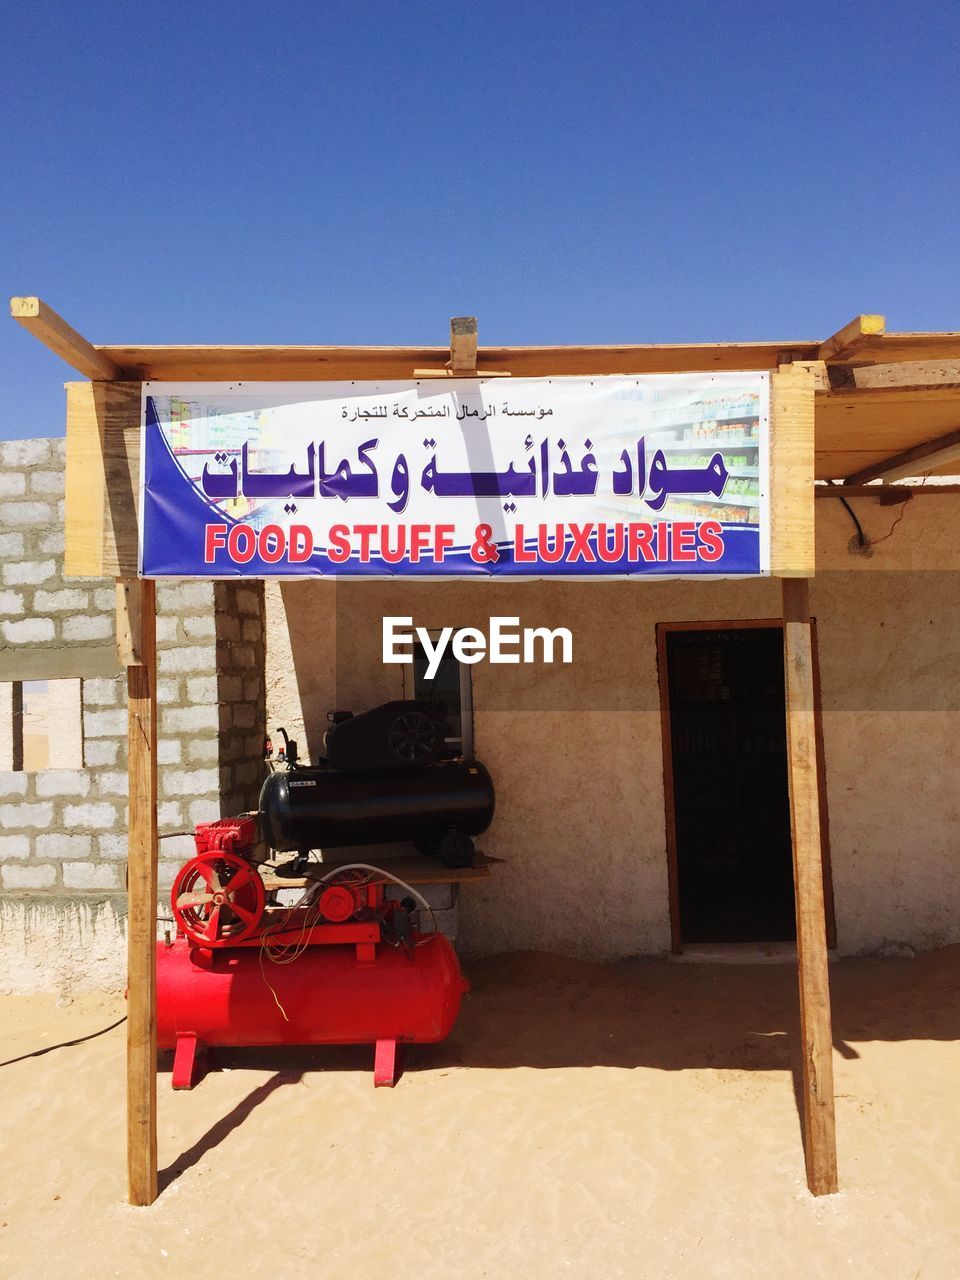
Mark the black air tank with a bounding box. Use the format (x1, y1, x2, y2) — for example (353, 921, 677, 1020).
(259, 759, 495, 853)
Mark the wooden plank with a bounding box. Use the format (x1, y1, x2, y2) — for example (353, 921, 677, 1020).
(769, 363, 816, 577)
(0, 643, 119, 682)
(449, 317, 478, 373)
(10, 297, 121, 380)
(842, 425, 960, 486)
(814, 385, 960, 480)
(261, 853, 494, 889)
(655, 624, 683, 954)
(782, 578, 838, 1197)
(816, 483, 960, 498)
(809, 619, 837, 951)
(8, 682, 23, 772)
(844, 330, 960, 365)
(412, 367, 512, 378)
(93, 339, 821, 381)
(64, 381, 141, 578)
(115, 579, 143, 665)
(788, 360, 830, 392)
(819, 314, 885, 362)
(775, 355, 829, 391)
(850, 359, 960, 391)
(123, 577, 158, 1206)
(88, 329, 960, 379)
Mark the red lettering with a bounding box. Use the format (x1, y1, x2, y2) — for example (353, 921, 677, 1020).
(355, 524, 377, 562)
(697, 520, 724, 562)
(671, 521, 698, 562)
(227, 525, 255, 564)
(408, 524, 431, 564)
(567, 522, 596, 563)
(434, 525, 455, 562)
(288, 525, 313, 562)
(514, 525, 537, 563)
(537, 524, 567, 563)
(327, 524, 351, 564)
(629, 523, 656, 562)
(258, 524, 286, 564)
(381, 526, 407, 564)
(204, 523, 228, 563)
(595, 523, 625, 563)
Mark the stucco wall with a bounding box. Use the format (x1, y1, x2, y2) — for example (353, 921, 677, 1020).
(264, 496, 960, 959)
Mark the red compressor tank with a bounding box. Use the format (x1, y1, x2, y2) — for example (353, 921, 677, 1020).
(156, 933, 467, 1088)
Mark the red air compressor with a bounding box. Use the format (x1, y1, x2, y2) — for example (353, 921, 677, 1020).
(157, 816, 468, 1090)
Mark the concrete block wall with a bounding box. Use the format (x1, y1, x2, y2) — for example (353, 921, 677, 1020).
(214, 581, 266, 817)
(0, 438, 267, 991)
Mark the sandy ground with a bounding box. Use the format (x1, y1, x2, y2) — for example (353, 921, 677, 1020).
(1, 948, 959, 1280)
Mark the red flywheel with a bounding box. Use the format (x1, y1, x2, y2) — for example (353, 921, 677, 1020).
(172, 852, 265, 947)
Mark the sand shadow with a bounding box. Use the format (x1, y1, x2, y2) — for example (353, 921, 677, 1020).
(158, 1068, 303, 1192)
(156, 947, 960, 1174)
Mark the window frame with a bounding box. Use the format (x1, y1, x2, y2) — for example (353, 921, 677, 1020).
(402, 629, 475, 759)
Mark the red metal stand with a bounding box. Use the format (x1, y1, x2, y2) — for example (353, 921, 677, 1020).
(374, 1037, 401, 1087)
(172, 1032, 207, 1090)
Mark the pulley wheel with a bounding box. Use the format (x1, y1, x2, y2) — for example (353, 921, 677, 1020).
(172, 852, 265, 947)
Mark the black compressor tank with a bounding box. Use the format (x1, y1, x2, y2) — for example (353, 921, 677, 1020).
(259, 760, 495, 868)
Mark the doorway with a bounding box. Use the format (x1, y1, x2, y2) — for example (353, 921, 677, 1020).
(657, 621, 833, 950)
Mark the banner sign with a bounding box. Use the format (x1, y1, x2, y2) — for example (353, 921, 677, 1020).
(140, 373, 770, 578)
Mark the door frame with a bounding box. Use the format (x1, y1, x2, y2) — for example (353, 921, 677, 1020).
(656, 618, 836, 954)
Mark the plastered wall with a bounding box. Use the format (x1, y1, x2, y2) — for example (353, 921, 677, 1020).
(264, 496, 960, 959)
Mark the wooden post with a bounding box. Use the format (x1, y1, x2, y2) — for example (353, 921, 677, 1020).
(121, 577, 159, 1205)
(782, 578, 838, 1196)
(448, 316, 478, 373)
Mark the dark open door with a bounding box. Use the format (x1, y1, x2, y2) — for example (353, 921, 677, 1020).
(662, 625, 797, 944)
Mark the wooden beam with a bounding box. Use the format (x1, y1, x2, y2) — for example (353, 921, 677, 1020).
(847, 330, 960, 364)
(90, 329, 960, 379)
(782, 578, 838, 1197)
(816, 483, 960, 498)
(842, 425, 960, 486)
(115, 579, 144, 665)
(769, 363, 816, 577)
(784, 359, 829, 391)
(819, 314, 885, 363)
(10, 297, 121, 380)
(122, 577, 158, 1206)
(64, 381, 141, 577)
(448, 316, 478, 373)
(92, 339, 821, 382)
(850, 359, 960, 391)
(0, 643, 119, 682)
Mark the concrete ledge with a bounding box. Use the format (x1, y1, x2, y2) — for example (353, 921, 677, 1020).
(0, 894, 129, 996)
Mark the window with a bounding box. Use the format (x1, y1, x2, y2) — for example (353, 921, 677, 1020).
(0, 679, 84, 771)
(404, 633, 474, 758)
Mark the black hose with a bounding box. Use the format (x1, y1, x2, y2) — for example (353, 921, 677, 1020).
(828, 480, 867, 547)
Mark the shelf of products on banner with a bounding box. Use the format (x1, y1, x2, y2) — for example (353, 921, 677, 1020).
(648, 411, 761, 525)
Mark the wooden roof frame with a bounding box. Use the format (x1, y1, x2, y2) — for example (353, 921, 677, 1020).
(12, 298, 960, 486)
(25, 297, 960, 1205)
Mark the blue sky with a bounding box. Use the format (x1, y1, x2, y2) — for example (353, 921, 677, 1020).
(2, 0, 958, 439)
